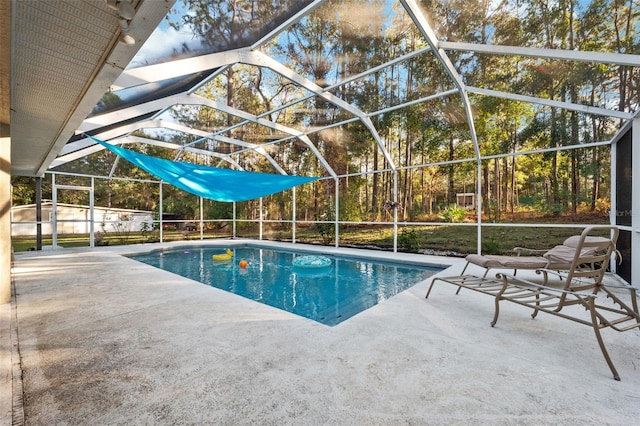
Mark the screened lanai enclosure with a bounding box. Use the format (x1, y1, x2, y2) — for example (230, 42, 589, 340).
(8, 0, 640, 285)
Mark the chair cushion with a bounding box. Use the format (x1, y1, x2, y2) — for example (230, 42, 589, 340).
(467, 231, 614, 271)
(563, 235, 610, 249)
(465, 254, 548, 269)
(544, 242, 603, 267)
(543, 245, 578, 265)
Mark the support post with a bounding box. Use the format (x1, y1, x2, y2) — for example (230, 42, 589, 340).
(477, 158, 483, 254)
(259, 197, 263, 240)
(0, 124, 11, 304)
(610, 126, 618, 275)
(159, 181, 163, 243)
(292, 186, 297, 244)
(199, 196, 203, 240)
(52, 173, 57, 248)
(632, 117, 640, 286)
(233, 202, 236, 238)
(334, 179, 339, 248)
(36, 176, 42, 250)
(89, 177, 95, 248)
(393, 171, 398, 253)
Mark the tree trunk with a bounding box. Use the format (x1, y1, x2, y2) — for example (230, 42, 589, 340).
(591, 146, 600, 212)
(372, 149, 379, 219)
(549, 101, 560, 213)
(483, 163, 489, 216)
(502, 158, 508, 212)
(448, 136, 455, 205)
(511, 155, 516, 214)
(493, 158, 500, 221)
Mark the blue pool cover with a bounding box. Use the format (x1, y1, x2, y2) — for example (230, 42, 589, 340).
(90, 135, 320, 202)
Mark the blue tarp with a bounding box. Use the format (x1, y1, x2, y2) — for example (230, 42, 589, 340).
(90, 136, 320, 202)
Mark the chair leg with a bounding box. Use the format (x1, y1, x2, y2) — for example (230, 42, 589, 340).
(531, 292, 540, 319)
(630, 288, 639, 321)
(425, 278, 438, 299)
(588, 298, 621, 381)
(455, 262, 473, 295)
(491, 297, 501, 327)
(460, 261, 470, 275)
(535, 269, 550, 286)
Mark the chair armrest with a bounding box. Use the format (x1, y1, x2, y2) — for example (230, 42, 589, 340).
(512, 247, 548, 256)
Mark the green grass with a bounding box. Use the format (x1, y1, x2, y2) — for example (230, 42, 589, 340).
(334, 224, 586, 255)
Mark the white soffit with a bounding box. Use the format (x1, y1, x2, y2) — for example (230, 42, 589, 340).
(10, 0, 175, 176)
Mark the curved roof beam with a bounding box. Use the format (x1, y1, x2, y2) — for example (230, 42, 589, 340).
(80, 92, 323, 154)
(467, 86, 633, 120)
(111, 48, 252, 90)
(78, 93, 193, 132)
(51, 134, 241, 170)
(400, 0, 480, 160)
(401, 0, 484, 255)
(203, 135, 285, 173)
(439, 41, 640, 67)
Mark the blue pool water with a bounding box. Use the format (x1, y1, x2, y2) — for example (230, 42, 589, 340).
(130, 246, 442, 326)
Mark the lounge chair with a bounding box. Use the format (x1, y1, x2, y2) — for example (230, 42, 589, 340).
(426, 225, 640, 380)
(460, 230, 616, 281)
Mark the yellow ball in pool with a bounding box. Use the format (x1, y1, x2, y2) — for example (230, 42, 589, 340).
(239, 260, 248, 268)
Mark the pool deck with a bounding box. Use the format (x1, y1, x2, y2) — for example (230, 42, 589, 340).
(3, 239, 640, 425)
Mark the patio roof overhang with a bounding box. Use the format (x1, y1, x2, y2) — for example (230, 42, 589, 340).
(4, 0, 174, 176)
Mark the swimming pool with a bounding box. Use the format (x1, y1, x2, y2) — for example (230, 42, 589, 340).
(130, 245, 442, 326)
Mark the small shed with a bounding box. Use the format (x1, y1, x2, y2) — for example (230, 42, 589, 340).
(456, 193, 476, 209)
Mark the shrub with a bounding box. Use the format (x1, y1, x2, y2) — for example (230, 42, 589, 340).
(481, 238, 501, 254)
(439, 205, 466, 223)
(315, 210, 335, 245)
(315, 219, 334, 244)
(398, 228, 421, 251)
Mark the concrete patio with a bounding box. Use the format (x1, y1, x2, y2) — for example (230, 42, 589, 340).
(3, 240, 640, 425)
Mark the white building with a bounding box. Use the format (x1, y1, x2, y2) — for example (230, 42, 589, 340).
(11, 202, 153, 236)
